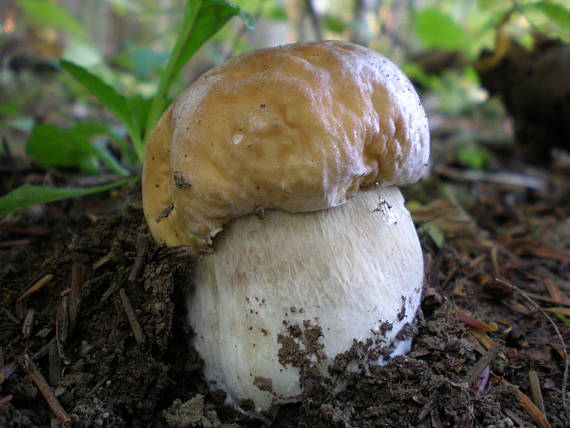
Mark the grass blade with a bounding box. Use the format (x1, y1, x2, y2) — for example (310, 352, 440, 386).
(60, 61, 144, 160)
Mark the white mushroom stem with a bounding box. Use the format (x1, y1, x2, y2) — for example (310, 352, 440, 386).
(187, 187, 424, 413)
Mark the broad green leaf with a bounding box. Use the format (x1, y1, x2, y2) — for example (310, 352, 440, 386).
(18, 0, 86, 39)
(530, 2, 570, 31)
(26, 123, 129, 176)
(60, 60, 143, 159)
(170, 0, 245, 85)
(26, 124, 100, 174)
(414, 8, 468, 51)
(0, 179, 135, 216)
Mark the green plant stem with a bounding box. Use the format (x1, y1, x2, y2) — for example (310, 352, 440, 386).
(130, 127, 145, 161)
(143, 0, 202, 148)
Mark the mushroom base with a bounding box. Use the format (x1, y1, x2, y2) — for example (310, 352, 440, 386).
(187, 187, 424, 414)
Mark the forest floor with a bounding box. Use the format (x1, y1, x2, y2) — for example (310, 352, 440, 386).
(1, 102, 569, 427)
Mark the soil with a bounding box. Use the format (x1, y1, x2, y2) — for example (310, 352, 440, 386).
(1, 118, 570, 427)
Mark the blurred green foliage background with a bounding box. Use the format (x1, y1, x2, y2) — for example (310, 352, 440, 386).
(0, 0, 569, 213)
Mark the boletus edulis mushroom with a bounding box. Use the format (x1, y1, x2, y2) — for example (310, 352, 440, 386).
(142, 41, 430, 416)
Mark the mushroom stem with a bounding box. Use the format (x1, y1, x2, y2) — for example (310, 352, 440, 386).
(188, 187, 424, 413)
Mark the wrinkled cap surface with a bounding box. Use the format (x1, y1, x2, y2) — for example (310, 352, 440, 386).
(142, 40, 430, 253)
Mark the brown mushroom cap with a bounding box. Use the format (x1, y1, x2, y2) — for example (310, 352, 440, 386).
(142, 41, 429, 253)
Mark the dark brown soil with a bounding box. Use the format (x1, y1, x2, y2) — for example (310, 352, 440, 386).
(1, 149, 569, 427)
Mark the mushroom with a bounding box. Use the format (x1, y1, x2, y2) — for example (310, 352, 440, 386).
(142, 41, 429, 414)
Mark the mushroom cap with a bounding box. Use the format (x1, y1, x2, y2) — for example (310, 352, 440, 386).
(142, 40, 429, 253)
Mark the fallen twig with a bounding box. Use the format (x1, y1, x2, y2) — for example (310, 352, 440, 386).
(433, 164, 547, 190)
(128, 234, 149, 283)
(0, 395, 13, 408)
(69, 262, 84, 333)
(49, 340, 61, 386)
(545, 307, 570, 316)
(56, 296, 70, 365)
(0, 224, 48, 235)
(529, 369, 546, 416)
(515, 290, 570, 307)
(22, 308, 35, 338)
(544, 278, 570, 305)
(119, 288, 145, 344)
(18, 274, 54, 302)
(469, 329, 496, 351)
(56, 295, 69, 344)
(456, 310, 498, 332)
(101, 268, 127, 302)
(0, 239, 32, 247)
(2, 308, 19, 324)
(17, 354, 71, 426)
(0, 361, 17, 385)
(465, 342, 502, 386)
(93, 252, 114, 270)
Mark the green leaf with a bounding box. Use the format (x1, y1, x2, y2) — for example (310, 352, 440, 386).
(476, 0, 511, 13)
(401, 62, 441, 89)
(145, 0, 249, 144)
(26, 124, 100, 174)
(18, 0, 87, 39)
(530, 2, 570, 31)
(457, 141, 490, 170)
(422, 223, 445, 249)
(74, 123, 131, 174)
(60, 61, 131, 127)
(414, 8, 468, 51)
(267, 5, 288, 21)
(170, 0, 242, 85)
(323, 14, 346, 33)
(0, 179, 135, 216)
(60, 60, 144, 159)
(26, 123, 130, 176)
